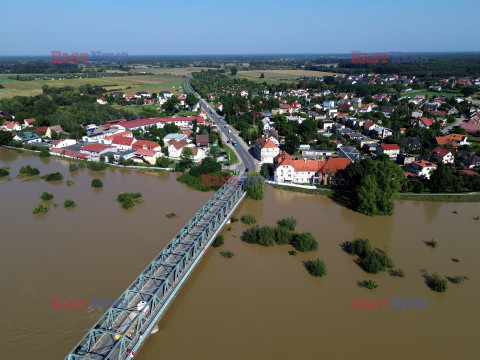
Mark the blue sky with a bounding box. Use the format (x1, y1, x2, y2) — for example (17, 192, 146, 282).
(1, 0, 479, 55)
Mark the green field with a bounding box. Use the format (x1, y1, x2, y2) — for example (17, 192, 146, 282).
(0, 74, 185, 99)
(401, 90, 463, 99)
(234, 69, 338, 84)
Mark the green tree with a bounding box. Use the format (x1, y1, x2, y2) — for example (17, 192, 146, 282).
(278, 216, 297, 231)
(260, 73, 265, 79)
(291, 232, 318, 252)
(245, 172, 264, 200)
(156, 156, 172, 168)
(91, 178, 103, 188)
(428, 163, 457, 193)
(260, 163, 270, 179)
(306, 259, 327, 277)
(285, 134, 300, 154)
(186, 93, 198, 108)
(39, 147, 50, 158)
(0, 131, 12, 146)
(230, 67, 238, 76)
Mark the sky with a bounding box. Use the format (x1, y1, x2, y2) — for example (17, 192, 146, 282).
(1, 0, 479, 56)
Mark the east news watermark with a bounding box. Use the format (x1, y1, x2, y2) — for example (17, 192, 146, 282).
(351, 51, 429, 64)
(51, 51, 128, 64)
(352, 297, 428, 309)
(51, 297, 131, 310)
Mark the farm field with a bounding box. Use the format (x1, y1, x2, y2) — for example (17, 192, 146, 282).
(129, 66, 212, 76)
(235, 69, 339, 83)
(0, 74, 185, 99)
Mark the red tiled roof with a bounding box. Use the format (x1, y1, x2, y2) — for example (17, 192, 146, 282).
(133, 140, 160, 150)
(112, 136, 135, 146)
(413, 160, 437, 168)
(135, 149, 155, 157)
(380, 144, 400, 151)
(319, 158, 351, 174)
(419, 117, 434, 127)
(35, 126, 48, 133)
(431, 147, 451, 158)
(255, 136, 278, 149)
(81, 143, 111, 153)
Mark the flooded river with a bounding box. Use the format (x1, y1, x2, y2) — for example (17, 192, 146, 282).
(0, 147, 479, 359)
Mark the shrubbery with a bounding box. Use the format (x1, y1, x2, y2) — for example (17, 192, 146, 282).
(64, 199, 76, 208)
(212, 235, 224, 248)
(245, 172, 264, 200)
(39, 147, 50, 158)
(19, 165, 40, 176)
(241, 226, 276, 247)
(69, 162, 86, 171)
(426, 273, 447, 292)
(344, 238, 394, 274)
(43, 172, 63, 181)
(291, 232, 318, 252)
(91, 178, 103, 188)
(241, 214, 257, 225)
(117, 192, 142, 209)
(0, 167, 10, 177)
(275, 226, 293, 245)
(306, 259, 326, 277)
(40, 191, 54, 201)
(32, 203, 49, 214)
(87, 161, 107, 171)
(278, 217, 297, 231)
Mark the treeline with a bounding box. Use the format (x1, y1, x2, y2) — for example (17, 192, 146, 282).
(0, 61, 82, 74)
(307, 54, 480, 78)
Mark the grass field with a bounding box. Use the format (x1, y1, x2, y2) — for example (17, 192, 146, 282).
(111, 104, 158, 115)
(129, 66, 212, 76)
(0, 74, 185, 99)
(401, 90, 463, 99)
(234, 69, 339, 84)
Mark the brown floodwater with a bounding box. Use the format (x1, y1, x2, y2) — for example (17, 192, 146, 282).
(0, 147, 479, 360)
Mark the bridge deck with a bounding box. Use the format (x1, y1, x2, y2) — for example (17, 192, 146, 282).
(65, 175, 246, 360)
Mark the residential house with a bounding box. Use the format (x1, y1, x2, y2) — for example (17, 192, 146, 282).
(133, 149, 161, 165)
(111, 136, 136, 150)
(273, 151, 350, 185)
(167, 139, 189, 158)
(405, 160, 437, 179)
(431, 147, 454, 164)
(1, 121, 22, 131)
(215, 103, 223, 112)
(132, 140, 161, 152)
(377, 143, 400, 160)
(411, 110, 423, 118)
(435, 134, 469, 147)
(401, 137, 422, 151)
(23, 118, 36, 128)
(163, 133, 187, 144)
(196, 134, 209, 147)
(338, 146, 363, 162)
(418, 117, 434, 129)
(51, 139, 76, 148)
(254, 135, 280, 164)
(46, 125, 64, 139)
(12, 131, 41, 144)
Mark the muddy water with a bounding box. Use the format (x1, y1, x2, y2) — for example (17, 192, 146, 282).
(0, 148, 479, 360)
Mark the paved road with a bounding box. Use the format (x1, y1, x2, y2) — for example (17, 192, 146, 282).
(441, 115, 465, 134)
(184, 76, 258, 174)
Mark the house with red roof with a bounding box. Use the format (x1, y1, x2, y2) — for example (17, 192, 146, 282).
(133, 140, 161, 152)
(376, 143, 400, 160)
(133, 148, 161, 165)
(111, 135, 136, 150)
(364, 121, 376, 131)
(418, 117, 434, 129)
(435, 134, 468, 147)
(23, 118, 36, 128)
(431, 147, 454, 164)
(405, 160, 437, 179)
(34, 126, 48, 134)
(1, 121, 22, 132)
(274, 151, 351, 185)
(80, 143, 116, 159)
(254, 135, 280, 163)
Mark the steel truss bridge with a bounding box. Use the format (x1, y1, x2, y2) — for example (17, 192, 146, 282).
(64, 175, 246, 360)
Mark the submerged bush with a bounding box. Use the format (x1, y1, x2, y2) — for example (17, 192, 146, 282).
(64, 199, 76, 208)
(359, 280, 378, 289)
(87, 161, 107, 171)
(389, 269, 405, 278)
(40, 191, 54, 201)
(241, 214, 257, 225)
(212, 235, 224, 248)
(344, 238, 371, 258)
(278, 216, 297, 231)
(291, 232, 318, 252)
(426, 273, 447, 292)
(306, 259, 326, 277)
(117, 192, 142, 209)
(241, 226, 276, 247)
(69, 162, 86, 171)
(32, 203, 49, 214)
(43, 172, 63, 181)
(426, 239, 437, 248)
(220, 250, 234, 259)
(275, 226, 293, 245)
(19, 165, 40, 176)
(0, 167, 10, 177)
(91, 178, 103, 188)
